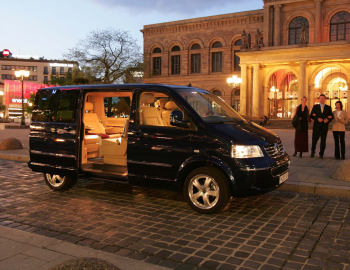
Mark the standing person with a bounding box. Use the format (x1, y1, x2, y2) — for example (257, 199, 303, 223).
(332, 101, 348, 159)
(310, 94, 334, 158)
(292, 96, 310, 158)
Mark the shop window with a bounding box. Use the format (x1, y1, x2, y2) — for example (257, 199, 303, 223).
(289, 17, 309, 45)
(330, 12, 350, 41)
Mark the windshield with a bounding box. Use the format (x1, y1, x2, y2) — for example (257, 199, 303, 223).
(177, 88, 247, 124)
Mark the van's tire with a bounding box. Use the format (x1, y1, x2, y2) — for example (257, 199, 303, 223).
(44, 173, 77, 191)
(183, 166, 231, 214)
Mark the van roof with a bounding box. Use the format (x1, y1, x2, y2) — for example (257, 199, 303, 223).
(39, 83, 195, 91)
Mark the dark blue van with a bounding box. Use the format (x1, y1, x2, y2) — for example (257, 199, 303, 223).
(28, 84, 289, 213)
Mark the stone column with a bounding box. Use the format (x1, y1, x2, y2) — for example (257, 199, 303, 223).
(263, 87, 269, 116)
(252, 64, 260, 117)
(274, 4, 282, 46)
(347, 84, 350, 118)
(263, 6, 270, 47)
(240, 64, 248, 116)
(299, 61, 307, 99)
(315, 0, 323, 43)
(309, 84, 315, 109)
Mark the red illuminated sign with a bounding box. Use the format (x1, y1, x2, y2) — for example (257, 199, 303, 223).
(2, 49, 10, 57)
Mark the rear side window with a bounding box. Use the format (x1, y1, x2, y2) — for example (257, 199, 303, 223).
(32, 89, 79, 123)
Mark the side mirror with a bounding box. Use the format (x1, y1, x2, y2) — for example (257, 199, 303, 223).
(170, 111, 190, 128)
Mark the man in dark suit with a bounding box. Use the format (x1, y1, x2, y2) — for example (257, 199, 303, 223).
(310, 94, 333, 158)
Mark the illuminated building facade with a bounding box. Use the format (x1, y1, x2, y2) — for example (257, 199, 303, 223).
(142, 0, 350, 118)
(0, 51, 78, 119)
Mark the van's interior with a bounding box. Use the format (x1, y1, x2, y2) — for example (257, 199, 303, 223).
(81, 90, 181, 176)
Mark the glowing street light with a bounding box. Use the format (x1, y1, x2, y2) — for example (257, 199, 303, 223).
(14, 70, 30, 126)
(226, 75, 242, 88)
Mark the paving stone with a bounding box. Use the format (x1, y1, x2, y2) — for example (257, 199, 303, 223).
(1, 160, 350, 269)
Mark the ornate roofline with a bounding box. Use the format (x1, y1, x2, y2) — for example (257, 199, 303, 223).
(142, 10, 264, 36)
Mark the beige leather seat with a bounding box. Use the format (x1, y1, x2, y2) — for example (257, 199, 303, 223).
(101, 120, 129, 166)
(154, 99, 167, 117)
(84, 102, 106, 134)
(139, 93, 164, 126)
(82, 135, 101, 163)
(162, 101, 178, 126)
(84, 102, 120, 138)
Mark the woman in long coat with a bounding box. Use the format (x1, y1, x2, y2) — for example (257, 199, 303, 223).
(332, 101, 348, 159)
(293, 96, 310, 158)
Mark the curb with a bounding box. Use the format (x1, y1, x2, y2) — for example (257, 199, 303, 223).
(279, 182, 350, 198)
(0, 154, 29, 163)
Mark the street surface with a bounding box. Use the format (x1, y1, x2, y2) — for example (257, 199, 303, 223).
(0, 160, 350, 269)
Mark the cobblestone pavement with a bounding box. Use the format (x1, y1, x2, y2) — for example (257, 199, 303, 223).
(1, 160, 350, 270)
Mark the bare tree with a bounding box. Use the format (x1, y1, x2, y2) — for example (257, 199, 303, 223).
(64, 28, 142, 84)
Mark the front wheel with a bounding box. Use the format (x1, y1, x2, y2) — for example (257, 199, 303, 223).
(183, 166, 231, 214)
(44, 173, 77, 190)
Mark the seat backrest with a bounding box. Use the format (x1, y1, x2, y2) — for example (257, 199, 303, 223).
(154, 99, 167, 117)
(162, 101, 178, 126)
(84, 102, 106, 134)
(139, 93, 164, 126)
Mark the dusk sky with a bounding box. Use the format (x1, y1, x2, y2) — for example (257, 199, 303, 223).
(2, 0, 263, 60)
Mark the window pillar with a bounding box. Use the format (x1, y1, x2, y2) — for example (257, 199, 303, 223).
(274, 4, 282, 46)
(315, 0, 323, 43)
(239, 64, 248, 116)
(252, 64, 260, 117)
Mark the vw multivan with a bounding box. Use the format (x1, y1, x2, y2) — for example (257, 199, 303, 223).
(28, 84, 289, 213)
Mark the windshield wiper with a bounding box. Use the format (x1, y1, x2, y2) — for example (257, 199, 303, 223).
(206, 121, 225, 124)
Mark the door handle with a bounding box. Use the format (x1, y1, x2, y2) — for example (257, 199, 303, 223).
(64, 126, 73, 132)
(135, 129, 143, 137)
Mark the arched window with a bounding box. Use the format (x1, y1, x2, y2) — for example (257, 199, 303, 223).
(330, 12, 350, 41)
(153, 47, 161, 53)
(213, 90, 222, 96)
(234, 39, 242, 46)
(212, 41, 223, 48)
(191, 43, 201, 50)
(289, 17, 309, 45)
(171, 45, 181, 51)
(191, 43, 201, 73)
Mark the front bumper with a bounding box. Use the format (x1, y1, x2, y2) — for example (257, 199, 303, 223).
(233, 155, 290, 197)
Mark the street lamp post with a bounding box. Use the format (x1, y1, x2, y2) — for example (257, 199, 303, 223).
(15, 70, 30, 126)
(227, 75, 242, 110)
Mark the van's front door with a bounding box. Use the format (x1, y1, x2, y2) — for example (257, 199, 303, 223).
(127, 89, 193, 186)
(29, 88, 82, 177)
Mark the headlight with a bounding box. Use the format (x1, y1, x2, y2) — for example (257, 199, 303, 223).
(231, 145, 264, 158)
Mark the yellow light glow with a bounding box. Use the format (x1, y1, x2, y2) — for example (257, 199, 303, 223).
(227, 75, 242, 87)
(14, 70, 30, 78)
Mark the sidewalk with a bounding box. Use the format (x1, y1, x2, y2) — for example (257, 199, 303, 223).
(0, 225, 167, 270)
(1, 125, 350, 198)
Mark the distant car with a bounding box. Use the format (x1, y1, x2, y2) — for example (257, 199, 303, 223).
(28, 84, 289, 214)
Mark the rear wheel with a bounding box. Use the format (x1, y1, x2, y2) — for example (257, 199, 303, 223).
(44, 173, 77, 190)
(183, 166, 231, 214)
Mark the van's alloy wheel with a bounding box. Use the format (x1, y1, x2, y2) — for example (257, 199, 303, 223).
(189, 175, 219, 209)
(44, 173, 77, 190)
(184, 166, 231, 214)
